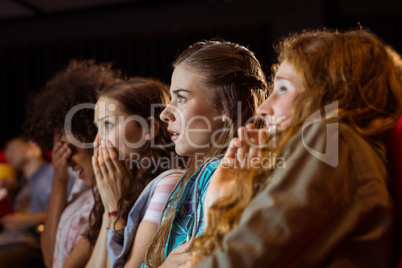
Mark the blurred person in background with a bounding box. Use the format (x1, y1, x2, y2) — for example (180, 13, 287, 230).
(0, 136, 73, 267)
(0, 151, 18, 218)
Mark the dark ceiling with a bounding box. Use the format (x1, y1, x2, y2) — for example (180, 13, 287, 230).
(0, 0, 143, 20)
(0, 0, 401, 147)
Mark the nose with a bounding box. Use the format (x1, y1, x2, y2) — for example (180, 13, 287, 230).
(160, 103, 175, 123)
(257, 95, 274, 118)
(93, 133, 100, 152)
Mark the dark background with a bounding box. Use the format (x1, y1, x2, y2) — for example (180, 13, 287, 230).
(1, 0, 402, 148)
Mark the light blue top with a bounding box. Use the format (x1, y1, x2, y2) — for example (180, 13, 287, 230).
(140, 157, 222, 268)
(164, 157, 221, 257)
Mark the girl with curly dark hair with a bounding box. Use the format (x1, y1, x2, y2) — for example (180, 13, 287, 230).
(25, 59, 122, 268)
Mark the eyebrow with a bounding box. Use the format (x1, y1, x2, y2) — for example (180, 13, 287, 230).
(97, 116, 109, 122)
(170, 89, 190, 98)
(172, 89, 190, 94)
(275, 75, 299, 84)
(275, 75, 289, 81)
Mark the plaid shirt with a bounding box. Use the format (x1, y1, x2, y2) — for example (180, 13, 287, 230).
(162, 157, 221, 258)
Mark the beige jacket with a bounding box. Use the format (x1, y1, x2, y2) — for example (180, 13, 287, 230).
(197, 120, 395, 268)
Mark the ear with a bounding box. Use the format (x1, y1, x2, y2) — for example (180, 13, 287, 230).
(144, 116, 160, 141)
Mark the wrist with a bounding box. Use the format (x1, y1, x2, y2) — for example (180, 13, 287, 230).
(51, 179, 69, 194)
(107, 210, 118, 218)
(53, 173, 70, 184)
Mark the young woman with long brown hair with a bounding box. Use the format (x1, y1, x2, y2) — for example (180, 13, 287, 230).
(142, 40, 267, 268)
(87, 78, 185, 268)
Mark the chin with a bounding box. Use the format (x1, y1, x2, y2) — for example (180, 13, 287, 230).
(175, 146, 191, 157)
(84, 176, 94, 186)
(175, 148, 186, 156)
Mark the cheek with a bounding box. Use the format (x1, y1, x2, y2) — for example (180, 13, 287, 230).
(182, 107, 210, 129)
(82, 153, 94, 175)
(118, 123, 144, 156)
(110, 133, 119, 148)
(124, 123, 141, 142)
(100, 129, 119, 148)
(276, 97, 293, 116)
(99, 129, 108, 140)
(184, 110, 221, 143)
(171, 107, 184, 127)
(72, 150, 89, 164)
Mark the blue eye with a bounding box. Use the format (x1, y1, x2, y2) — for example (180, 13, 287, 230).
(279, 87, 287, 95)
(104, 121, 113, 129)
(177, 94, 186, 103)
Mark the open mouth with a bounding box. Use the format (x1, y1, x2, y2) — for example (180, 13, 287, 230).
(77, 169, 84, 179)
(168, 129, 180, 141)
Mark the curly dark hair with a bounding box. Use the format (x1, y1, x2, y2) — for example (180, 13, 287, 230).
(24, 59, 122, 149)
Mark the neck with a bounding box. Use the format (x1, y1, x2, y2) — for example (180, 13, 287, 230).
(23, 158, 44, 179)
(189, 152, 218, 170)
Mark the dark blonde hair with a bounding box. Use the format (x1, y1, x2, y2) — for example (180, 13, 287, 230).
(145, 40, 267, 267)
(194, 29, 402, 258)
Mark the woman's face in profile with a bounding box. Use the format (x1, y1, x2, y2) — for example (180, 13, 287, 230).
(94, 96, 144, 161)
(159, 63, 222, 156)
(257, 60, 302, 131)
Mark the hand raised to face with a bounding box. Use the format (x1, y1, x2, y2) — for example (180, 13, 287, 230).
(52, 141, 72, 183)
(92, 140, 132, 216)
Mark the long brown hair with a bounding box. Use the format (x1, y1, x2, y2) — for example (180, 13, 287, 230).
(145, 40, 267, 267)
(194, 29, 402, 258)
(85, 77, 181, 245)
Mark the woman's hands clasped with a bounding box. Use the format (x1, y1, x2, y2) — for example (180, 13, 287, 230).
(206, 124, 270, 203)
(92, 140, 132, 215)
(222, 123, 270, 171)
